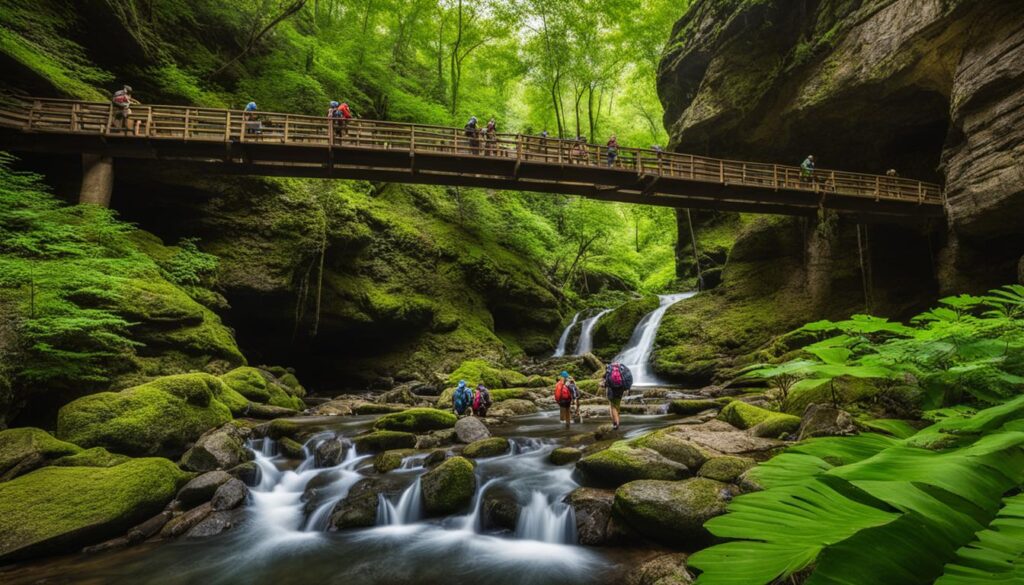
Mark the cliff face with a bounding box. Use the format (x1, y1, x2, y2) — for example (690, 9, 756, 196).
(653, 0, 1024, 383)
(659, 0, 1024, 290)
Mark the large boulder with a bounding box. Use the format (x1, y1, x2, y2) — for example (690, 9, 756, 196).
(625, 553, 693, 585)
(176, 471, 233, 508)
(0, 458, 188, 562)
(568, 487, 615, 546)
(668, 399, 722, 416)
(420, 456, 476, 516)
(798, 404, 857, 440)
(549, 447, 582, 465)
(0, 427, 82, 481)
(211, 478, 248, 511)
(631, 428, 713, 469)
(373, 449, 416, 473)
(666, 420, 785, 456)
(454, 417, 490, 443)
(179, 424, 252, 473)
(697, 456, 756, 483)
(482, 486, 520, 530)
(576, 442, 690, 488)
(56, 374, 234, 457)
(463, 437, 510, 459)
(719, 401, 800, 438)
(373, 408, 457, 433)
(352, 431, 417, 453)
(612, 478, 731, 546)
(489, 399, 539, 418)
(330, 476, 406, 529)
(220, 367, 304, 411)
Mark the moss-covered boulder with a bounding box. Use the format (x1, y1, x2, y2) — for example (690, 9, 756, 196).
(51, 447, 130, 469)
(718, 401, 800, 438)
(612, 478, 731, 546)
(373, 449, 415, 473)
(630, 429, 713, 470)
(463, 437, 510, 459)
(446, 360, 529, 389)
(179, 424, 251, 473)
(57, 374, 233, 457)
(489, 399, 539, 418)
(668, 399, 722, 416)
(0, 427, 82, 481)
(591, 295, 659, 359)
(421, 456, 476, 516)
(0, 458, 188, 562)
(279, 437, 306, 459)
(352, 431, 417, 453)
(698, 456, 756, 483)
(549, 447, 583, 465)
(220, 367, 303, 411)
(576, 441, 690, 488)
(373, 408, 457, 433)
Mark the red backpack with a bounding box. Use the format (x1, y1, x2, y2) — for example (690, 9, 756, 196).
(555, 380, 572, 404)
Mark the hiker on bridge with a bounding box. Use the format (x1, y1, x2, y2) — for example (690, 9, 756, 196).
(485, 118, 497, 156)
(607, 134, 620, 167)
(464, 116, 480, 155)
(111, 85, 140, 134)
(570, 136, 588, 165)
(801, 155, 816, 182)
(327, 101, 353, 138)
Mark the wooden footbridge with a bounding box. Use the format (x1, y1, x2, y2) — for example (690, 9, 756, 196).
(0, 98, 944, 220)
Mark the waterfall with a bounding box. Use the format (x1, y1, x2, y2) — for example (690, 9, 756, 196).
(459, 478, 500, 532)
(552, 311, 583, 357)
(614, 292, 695, 386)
(514, 491, 577, 544)
(377, 478, 424, 526)
(574, 308, 611, 355)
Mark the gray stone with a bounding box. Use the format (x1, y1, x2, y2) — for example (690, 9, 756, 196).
(612, 478, 732, 546)
(453, 417, 490, 443)
(798, 404, 857, 441)
(211, 478, 248, 511)
(161, 502, 213, 538)
(180, 424, 252, 472)
(227, 461, 260, 485)
(625, 553, 693, 585)
(315, 439, 347, 467)
(176, 471, 232, 508)
(185, 510, 239, 538)
(482, 486, 520, 530)
(127, 511, 172, 544)
(568, 487, 615, 546)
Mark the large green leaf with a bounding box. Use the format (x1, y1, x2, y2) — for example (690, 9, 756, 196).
(936, 493, 1024, 584)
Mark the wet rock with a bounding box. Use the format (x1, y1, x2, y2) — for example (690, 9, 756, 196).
(631, 429, 713, 469)
(416, 428, 457, 450)
(549, 447, 582, 466)
(0, 427, 81, 482)
(374, 449, 415, 473)
(354, 402, 407, 415)
(483, 486, 520, 530)
(581, 352, 604, 373)
(568, 487, 615, 546)
(625, 553, 693, 585)
(594, 424, 623, 441)
(162, 502, 213, 538)
(185, 510, 241, 538)
(665, 420, 784, 457)
(798, 404, 857, 440)
(127, 511, 172, 544)
(279, 437, 306, 459)
(612, 478, 731, 546)
(330, 476, 405, 529)
(176, 471, 232, 508)
(377, 384, 418, 405)
(373, 408, 457, 433)
(719, 401, 800, 437)
(697, 456, 756, 484)
(82, 536, 130, 554)
(211, 479, 248, 511)
(424, 449, 447, 467)
(454, 417, 490, 443)
(310, 400, 354, 417)
(180, 424, 252, 473)
(489, 399, 538, 418)
(246, 403, 300, 419)
(352, 431, 417, 453)
(463, 437, 510, 459)
(576, 442, 690, 488)
(421, 456, 476, 516)
(315, 439, 347, 467)
(227, 461, 260, 485)
(668, 399, 722, 416)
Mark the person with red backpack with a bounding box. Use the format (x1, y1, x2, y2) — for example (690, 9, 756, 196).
(336, 102, 353, 137)
(554, 370, 574, 429)
(603, 362, 633, 430)
(472, 383, 492, 417)
(111, 85, 139, 134)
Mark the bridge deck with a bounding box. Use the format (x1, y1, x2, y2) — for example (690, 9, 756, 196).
(0, 98, 944, 221)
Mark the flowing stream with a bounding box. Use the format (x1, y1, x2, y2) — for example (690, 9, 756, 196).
(552, 311, 582, 357)
(575, 308, 612, 355)
(614, 292, 696, 386)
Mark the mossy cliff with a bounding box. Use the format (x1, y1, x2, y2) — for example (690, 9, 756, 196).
(653, 0, 1024, 382)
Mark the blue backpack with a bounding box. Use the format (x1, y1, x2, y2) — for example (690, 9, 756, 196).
(453, 384, 472, 413)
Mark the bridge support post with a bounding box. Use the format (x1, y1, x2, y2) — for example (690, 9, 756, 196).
(79, 154, 113, 207)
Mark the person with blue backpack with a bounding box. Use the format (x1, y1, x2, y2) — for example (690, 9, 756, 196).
(602, 362, 633, 430)
(453, 380, 473, 417)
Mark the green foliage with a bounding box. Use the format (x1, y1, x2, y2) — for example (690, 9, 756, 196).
(157, 238, 219, 287)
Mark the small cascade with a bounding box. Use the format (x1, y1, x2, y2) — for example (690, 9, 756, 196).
(459, 478, 500, 532)
(376, 478, 424, 526)
(514, 491, 577, 544)
(302, 446, 366, 532)
(575, 308, 611, 355)
(510, 437, 546, 455)
(552, 311, 583, 357)
(614, 292, 695, 386)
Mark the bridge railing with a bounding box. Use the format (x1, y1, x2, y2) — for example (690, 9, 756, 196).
(3, 98, 944, 205)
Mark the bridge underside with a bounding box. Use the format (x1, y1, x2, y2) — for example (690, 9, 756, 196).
(0, 130, 944, 223)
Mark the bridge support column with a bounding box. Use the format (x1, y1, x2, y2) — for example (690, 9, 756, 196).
(79, 154, 113, 207)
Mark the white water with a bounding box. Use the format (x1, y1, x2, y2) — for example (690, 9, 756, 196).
(515, 491, 577, 544)
(574, 308, 611, 355)
(552, 311, 582, 357)
(614, 292, 695, 386)
(377, 478, 423, 526)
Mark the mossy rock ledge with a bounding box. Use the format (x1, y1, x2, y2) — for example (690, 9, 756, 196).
(718, 401, 800, 438)
(56, 373, 233, 457)
(373, 408, 458, 433)
(463, 437, 510, 459)
(575, 441, 690, 488)
(0, 427, 82, 481)
(220, 367, 304, 411)
(352, 431, 417, 453)
(420, 456, 476, 516)
(612, 478, 731, 546)
(0, 457, 189, 562)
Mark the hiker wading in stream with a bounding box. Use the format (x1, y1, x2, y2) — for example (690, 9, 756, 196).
(555, 371, 575, 429)
(472, 383, 492, 417)
(603, 362, 633, 430)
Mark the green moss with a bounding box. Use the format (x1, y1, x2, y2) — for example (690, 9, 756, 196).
(373, 449, 415, 473)
(0, 428, 82, 479)
(354, 403, 407, 415)
(373, 408, 457, 433)
(698, 456, 755, 483)
(352, 431, 417, 453)
(50, 447, 130, 468)
(445, 360, 529, 389)
(549, 447, 582, 465)
(267, 419, 303, 440)
(463, 437, 510, 459)
(489, 388, 534, 402)
(668, 399, 722, 416)
(719, 401, 800, 437)
(576, 441, 690, 488)
(279, 437, 305, 459)
(0, 457, 188, 562)
(56, 376, 233, 457)
(420, 456, 476, 515)
(630, 429, 711, 469)
(591, 296, 660, 360)
(220, 368, 303, 411)
(278, 373, 306, 398)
